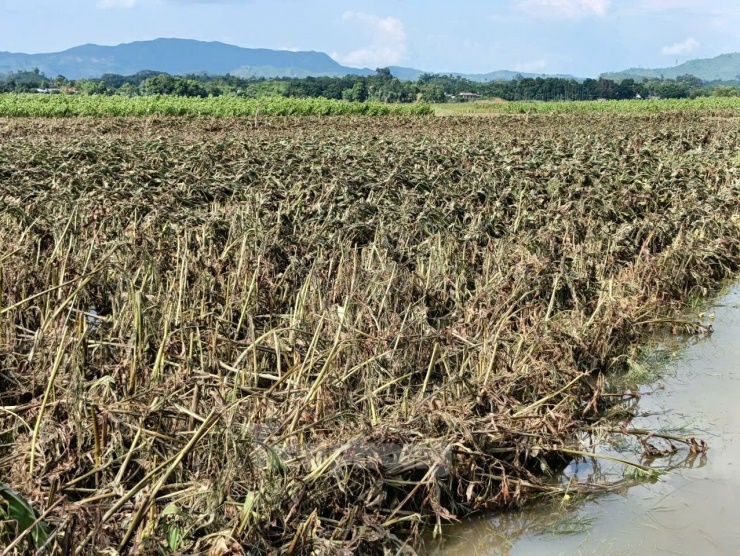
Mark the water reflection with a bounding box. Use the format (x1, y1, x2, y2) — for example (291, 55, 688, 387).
(425, 283, 740, 555)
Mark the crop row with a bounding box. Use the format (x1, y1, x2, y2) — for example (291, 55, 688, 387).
(0, 93, 434, 117)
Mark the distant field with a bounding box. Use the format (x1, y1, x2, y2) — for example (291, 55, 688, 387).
(0, 93, 433, 116)
(434, 97, 740, 115)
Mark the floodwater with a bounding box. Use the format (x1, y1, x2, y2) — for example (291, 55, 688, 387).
(426, 283, 740, 556)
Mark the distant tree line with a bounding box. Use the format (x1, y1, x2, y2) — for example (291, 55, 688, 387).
(2, 67, 739, 101)
(417, 73, 740, 101)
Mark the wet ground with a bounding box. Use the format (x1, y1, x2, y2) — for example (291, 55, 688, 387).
(426, 283, 740, 555)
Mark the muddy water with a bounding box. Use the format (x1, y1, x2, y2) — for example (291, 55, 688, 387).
(427, 284, 740, 556)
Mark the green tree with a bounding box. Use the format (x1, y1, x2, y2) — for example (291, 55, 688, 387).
(116, 82, 138, 97)
(713, 85, 740, 97)
(76, 79, 108, 95)
(374, 67, 392, 80)
(616, 78, 637, 99)
(53, 75, 70, 88)
(676, 74, 703, 88)
(140, 73, 176, 96)
(417, 84, 446, 103)
(350, 81, 367, 102)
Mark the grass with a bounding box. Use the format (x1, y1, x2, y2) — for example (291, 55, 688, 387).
(433, 97, 740, 115)
(1, 113, 739, 554)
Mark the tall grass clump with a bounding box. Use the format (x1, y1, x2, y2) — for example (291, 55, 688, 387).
(1, 113, 739, 554)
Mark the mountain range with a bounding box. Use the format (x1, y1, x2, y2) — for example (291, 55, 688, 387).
(0, 39, 370, 80)
(0, 38, 582, 82)
(601, 53, 740, 82)
(0, 38, 738, 83)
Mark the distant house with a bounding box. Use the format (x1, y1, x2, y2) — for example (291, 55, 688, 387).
(33, 88, 61, 94)
(458, 92, 482, 101)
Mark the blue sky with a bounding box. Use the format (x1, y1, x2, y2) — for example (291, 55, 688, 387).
(1, 0, 739, 77)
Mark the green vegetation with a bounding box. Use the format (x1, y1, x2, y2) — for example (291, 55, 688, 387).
(418, 72, 738, 101)
(434, 97, 740, 115)
(4, 64, 740, 105)
(0, 93, 433, 116)
(0, 67, 444, 103)
(0, 484, 51, 552)
(1, 114, 739, 553)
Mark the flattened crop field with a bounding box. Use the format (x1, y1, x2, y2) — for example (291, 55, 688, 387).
(1, 113, 739, 554)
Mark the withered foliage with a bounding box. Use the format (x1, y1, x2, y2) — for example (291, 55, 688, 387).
(1, 114, 739, 554)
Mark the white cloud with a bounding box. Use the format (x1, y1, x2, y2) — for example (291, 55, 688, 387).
(514, 0, 611, 18)
(516, 59, 547, 72)
(97, 0, 136, 8)
(333, 12, 407, 68)
(634, 0, 701, 11)
(624, 0, 738, 16)
(661, 37, 699, 55)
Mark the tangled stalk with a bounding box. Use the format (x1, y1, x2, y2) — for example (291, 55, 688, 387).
(1, 113, 739, 553)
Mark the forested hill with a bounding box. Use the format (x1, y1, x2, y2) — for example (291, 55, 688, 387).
(0, 38, 373, 80)
(603, 53, 740, 82)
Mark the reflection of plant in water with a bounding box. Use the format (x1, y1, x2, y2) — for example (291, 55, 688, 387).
(542, 512, 599, 536)
(424, 490, 606, 555)
(613, 319, 716, 387)
(426, 300, 719, 555)
(428, 361, 712, 553)
(425, 449, 708, 555)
